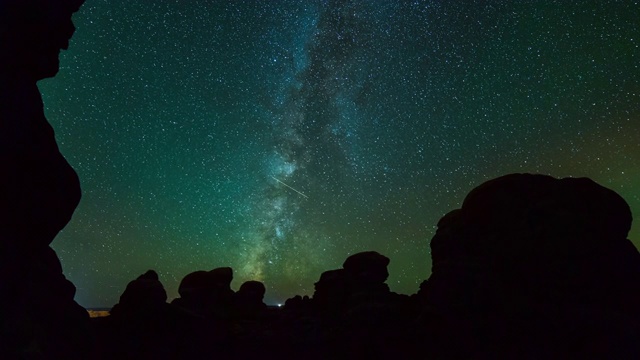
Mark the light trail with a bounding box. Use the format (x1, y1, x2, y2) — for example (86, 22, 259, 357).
(271, 176, 308, 199)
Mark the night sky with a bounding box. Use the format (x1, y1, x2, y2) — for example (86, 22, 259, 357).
(38, 0, 639, 308)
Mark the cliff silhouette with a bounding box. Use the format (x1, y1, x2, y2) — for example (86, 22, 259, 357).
(1, 1, 91, 359)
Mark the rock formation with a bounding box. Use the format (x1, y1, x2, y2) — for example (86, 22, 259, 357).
(172, 267, 235, 319)
(110, 270, 168, 317)
(91, 177, 640, 360)
(309, 251, 402, 314)
(0, 1, 90, 358)
(96, 270, 204, 360)
(419, 173, 640, 358)
(234, 280, 267, 318)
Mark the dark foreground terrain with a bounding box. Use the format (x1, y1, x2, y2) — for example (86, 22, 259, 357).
(90, 174, 640, 359)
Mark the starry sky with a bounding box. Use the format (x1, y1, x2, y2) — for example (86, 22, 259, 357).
(39, 0, 639, 308)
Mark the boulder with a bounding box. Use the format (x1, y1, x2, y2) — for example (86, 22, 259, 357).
(172, 267, 235, 318)
(236, 280, 266, 302)
(312, 269, 350, 312)
(234, 281, 267, 318)
(420, 173, 640, 357)
(342, 251, 390, 285)
(110, 270, 167, 316)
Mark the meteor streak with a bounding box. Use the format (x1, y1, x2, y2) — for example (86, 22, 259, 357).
(271, 176, 308, 199)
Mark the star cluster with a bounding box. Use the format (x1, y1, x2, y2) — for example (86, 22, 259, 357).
(39, 0, 639, 307)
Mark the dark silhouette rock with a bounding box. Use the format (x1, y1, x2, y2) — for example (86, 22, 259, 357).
(94, 271, 205, 360)
(110, 270, 167, 317)
(342, 251, 392, 304)
(283, 295, 313, 319)
(310, 251, 403, 315)
(178, 267, 233, 297)
(0, 1, 90, 359)
(342, 250, 390, 284)
(89, 178, 639, 359)
(237, 280, 266, 298)
(234, 280, 267, 318)
(312, 268, 350, 313)
(420, 173, 640, 358)
(172, 267, 235, 319)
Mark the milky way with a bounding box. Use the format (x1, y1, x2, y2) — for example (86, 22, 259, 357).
(39, 0, 639, 307)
